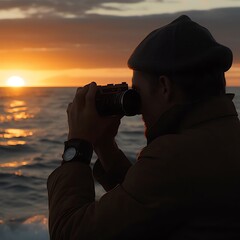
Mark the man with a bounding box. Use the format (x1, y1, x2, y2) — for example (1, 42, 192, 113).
(47, 15, 240, 239)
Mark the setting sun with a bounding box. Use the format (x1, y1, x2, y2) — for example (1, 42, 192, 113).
(6, 76, 26, 87)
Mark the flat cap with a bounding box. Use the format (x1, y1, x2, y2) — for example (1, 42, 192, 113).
(128, 15, 233, 74)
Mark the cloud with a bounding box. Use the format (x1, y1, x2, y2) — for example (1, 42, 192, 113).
(0, 7, 239, 70)
(0, 0, 147, 18)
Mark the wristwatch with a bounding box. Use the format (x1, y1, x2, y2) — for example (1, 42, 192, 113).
(62, 139, 93, 165)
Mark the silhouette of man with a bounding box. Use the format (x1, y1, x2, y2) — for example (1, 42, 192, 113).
(48, 15, 240, 239)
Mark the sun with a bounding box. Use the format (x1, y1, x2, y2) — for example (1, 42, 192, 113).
(6, 76, 26, 87)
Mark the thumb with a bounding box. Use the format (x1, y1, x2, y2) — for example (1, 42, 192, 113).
(85, 82, 97, 109)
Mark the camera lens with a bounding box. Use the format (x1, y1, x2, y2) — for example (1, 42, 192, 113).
(121, 89, 141, 116)
(95, 88, 141, 116)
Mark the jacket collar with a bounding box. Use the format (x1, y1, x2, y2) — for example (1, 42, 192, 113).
(146, 94, 238, 144)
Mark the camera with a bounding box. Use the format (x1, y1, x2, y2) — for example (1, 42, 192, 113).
(95, 82, 141, 116)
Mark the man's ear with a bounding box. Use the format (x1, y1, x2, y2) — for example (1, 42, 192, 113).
(158, 75, 173, 101)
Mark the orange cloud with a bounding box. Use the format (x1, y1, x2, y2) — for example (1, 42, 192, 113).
(0, 8, 239, 71)
(0, 8, 239, 86)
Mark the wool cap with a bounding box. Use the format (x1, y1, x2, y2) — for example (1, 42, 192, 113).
(128, 15, 233, 74)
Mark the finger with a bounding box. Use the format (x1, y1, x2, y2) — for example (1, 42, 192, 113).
(74, 84, 90, 108)
(74, 87, 82, 101)
(67, 103, 72, 124)
(85, 82, 97, 108)
(67, 102, 72, 113)
(75, 84, 88, 97)
(75, 87, 83, 95)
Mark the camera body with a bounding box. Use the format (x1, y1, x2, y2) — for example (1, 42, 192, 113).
(95, 82, 141, 116)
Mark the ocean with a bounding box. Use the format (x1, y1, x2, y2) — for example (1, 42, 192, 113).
(0, 87, 239, 240)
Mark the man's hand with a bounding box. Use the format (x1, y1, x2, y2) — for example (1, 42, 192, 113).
(67, 82, 122, 145)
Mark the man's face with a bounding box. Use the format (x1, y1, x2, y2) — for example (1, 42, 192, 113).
(132, 71, 166, 131)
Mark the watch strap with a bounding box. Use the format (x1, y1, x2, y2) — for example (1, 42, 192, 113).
(62, 139, 93, 165)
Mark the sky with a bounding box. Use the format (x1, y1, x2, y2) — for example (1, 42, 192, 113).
(0, 0, 239, 87)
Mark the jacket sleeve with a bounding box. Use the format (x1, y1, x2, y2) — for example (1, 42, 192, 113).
(47, 161, 158, 240)
(47, 150, 182, 240)
(92, 148, 132, 191)
(47, 162, 95, 240)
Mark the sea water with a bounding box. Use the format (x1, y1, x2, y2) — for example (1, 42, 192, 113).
(0, 87, 239, 240)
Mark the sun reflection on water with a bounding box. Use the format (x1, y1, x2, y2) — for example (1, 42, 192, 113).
(0, 128, 33, 138)
(9, 100, 25, 108)
(6, 106, 28, 113)
(0, 112, 34, 122)
(0, 128, 32, 146)
(0, 140, 27, 146)
(14, 170, 23, 176)
(23, 215, 48, 226)
(0, 160, 29, 168)
(0, 99, 34, 122)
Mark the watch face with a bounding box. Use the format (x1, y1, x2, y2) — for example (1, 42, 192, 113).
(63, 147, 77, 161)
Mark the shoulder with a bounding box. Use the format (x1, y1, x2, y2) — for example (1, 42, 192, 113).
(139, 124, 219, 160)
(122, 133, 194, 203)
(122, 131, 211, 200)
(139, 132, 194, 160)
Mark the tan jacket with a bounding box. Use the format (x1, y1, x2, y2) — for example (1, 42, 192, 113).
(47, 94, 240, 239)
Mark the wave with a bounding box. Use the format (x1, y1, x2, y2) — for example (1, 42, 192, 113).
(119, 130, 143, 135)
(0, 215, 49, 240)
(39, 138, 62, 144)
(0, 144, 36, 153)
(20, 162, 52, 170)
(0, 172, 45, 189)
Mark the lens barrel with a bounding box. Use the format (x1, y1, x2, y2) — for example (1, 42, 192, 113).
(121, 89, 141, 116)
(96, 89, 141, 116)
